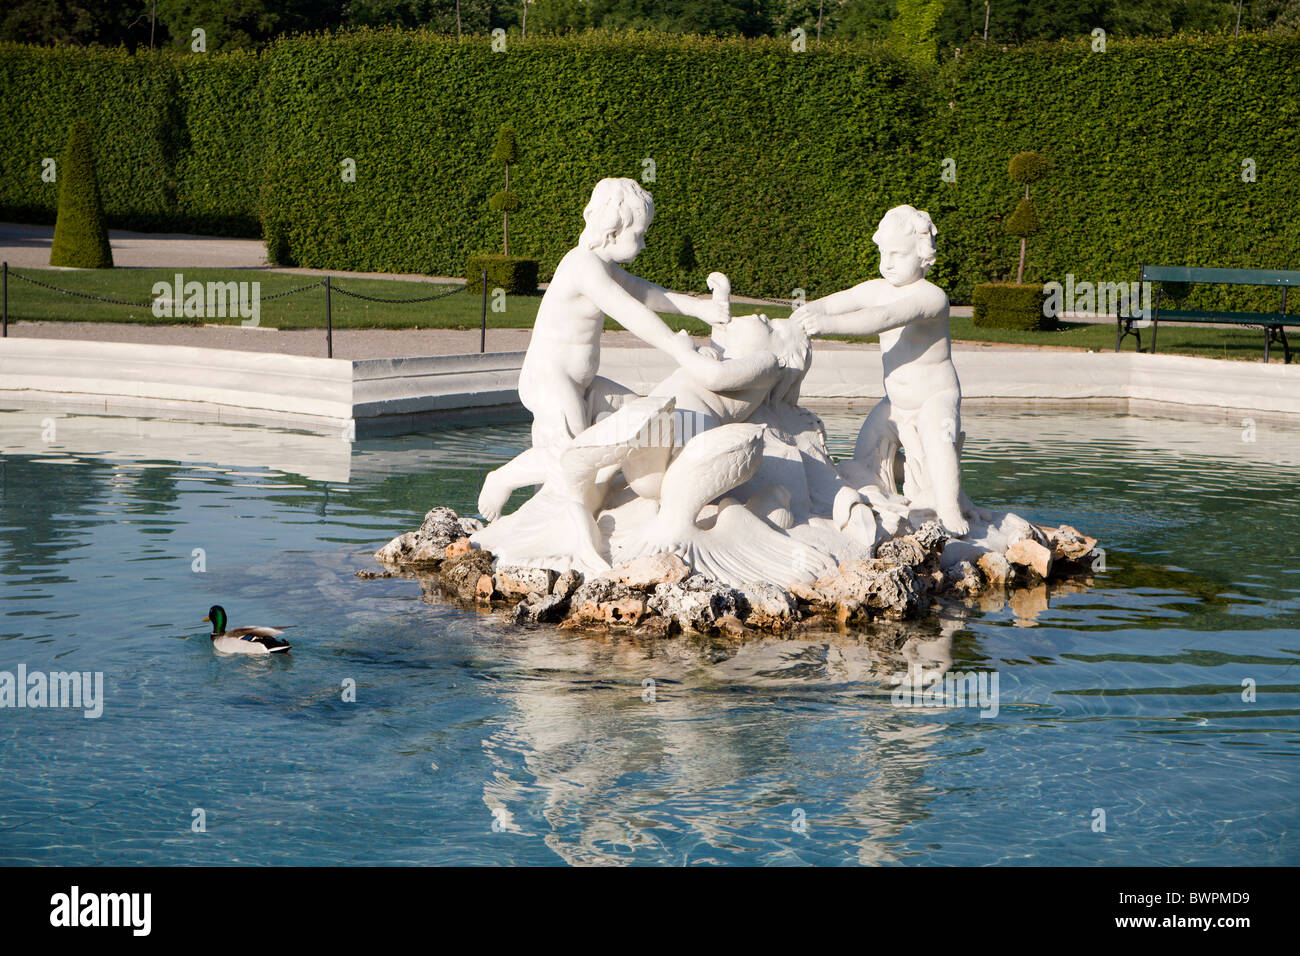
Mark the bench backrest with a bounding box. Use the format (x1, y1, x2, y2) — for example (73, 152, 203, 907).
(1140, 265, 1300, 287)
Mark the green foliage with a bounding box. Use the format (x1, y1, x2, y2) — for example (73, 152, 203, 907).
(972, 282, 1054, 330)
(1005, 197, 1039, 237)
(491, 125, 520, 166)
(4, 30, 1300, 309)
(939, 33, 1300, 309)
(889, 0, 946, 63)
(489, 189, 521, 214)
(49, 120, 113, 268)
(0, 43, 260, 235)
(175, 49, 263, 234)
(254, 31, 936, 296)
(154, 0, 350, 51)
(466, 254, 540, 295)
(1008, 150, 1049, 184)
(489, 123, 522, 254)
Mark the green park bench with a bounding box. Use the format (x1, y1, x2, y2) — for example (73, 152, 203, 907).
(1116, 265, 1300, 363)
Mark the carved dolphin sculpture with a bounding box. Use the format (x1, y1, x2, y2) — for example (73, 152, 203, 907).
(654, 422, 765, 545)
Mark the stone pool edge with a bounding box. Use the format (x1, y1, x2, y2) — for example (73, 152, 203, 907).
(1, 338, 1297, 436)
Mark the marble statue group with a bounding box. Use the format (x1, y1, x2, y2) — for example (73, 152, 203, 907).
(470, 178, 1023, 590)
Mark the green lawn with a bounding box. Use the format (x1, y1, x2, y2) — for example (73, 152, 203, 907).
(2, 266, 1289, 362)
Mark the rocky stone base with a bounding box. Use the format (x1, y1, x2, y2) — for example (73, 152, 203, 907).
(368, 506, 1101, 638)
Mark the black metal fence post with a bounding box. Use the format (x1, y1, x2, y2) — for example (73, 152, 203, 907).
(2, 261, 7, 337)
(325, 275, 333, 358)
(479, 269, 488, 353)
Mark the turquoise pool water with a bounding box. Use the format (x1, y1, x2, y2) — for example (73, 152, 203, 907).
(1, 404, 1297, 866)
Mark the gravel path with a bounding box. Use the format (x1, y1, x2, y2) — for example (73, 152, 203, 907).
(1, 321, 886, 358)
(1, 221, 269, 270)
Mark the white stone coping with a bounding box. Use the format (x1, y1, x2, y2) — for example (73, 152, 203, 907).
(1, 337, 1297, 437)
(0, 338, 527, 433)
(600, 346, 1300, 416)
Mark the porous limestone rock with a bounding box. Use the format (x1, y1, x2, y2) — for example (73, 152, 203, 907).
(874, 520, 948, 572)
(552, 569, 583, 600)
(1006, 538, 1054, 580)
(736, 582, 799, 631)
(444, 538, 473, 559)
(439, 548, 496, 602)
(513, 592, 571, 626)
(633, 615, 672, 639)
(567, 578, 647, 627)
(977, 550, 1013, 586)
(790, 559, 927, 622)
(1042, 524, 1098, 565)
(376, 507, 470, 568)
(374, 531, 421, 566)
(494, 565, 556, 600)
(420, 506, 464, 543)
(944, 560, 984, 596)
(648, 574, 744, 633)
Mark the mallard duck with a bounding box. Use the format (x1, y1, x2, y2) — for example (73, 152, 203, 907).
(202, 605, 292, 655)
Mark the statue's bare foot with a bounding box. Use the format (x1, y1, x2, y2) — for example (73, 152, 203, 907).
(478, 471, 511, 523)
(938, 508, 970, 538)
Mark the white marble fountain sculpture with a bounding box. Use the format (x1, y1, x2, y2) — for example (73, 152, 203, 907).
(467, 183, 1058, 590)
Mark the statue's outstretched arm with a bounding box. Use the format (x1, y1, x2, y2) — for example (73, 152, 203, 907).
(796, 286, 942, 337)
(585, 272, 700, 359)
(616, 269, 720, 323)
(678, 350, 779, 393)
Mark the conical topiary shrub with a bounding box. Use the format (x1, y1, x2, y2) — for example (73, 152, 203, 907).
(49, 121, 113, 269)
(466, 123, 537, 295)
(1006, 150, 1049, 285)
(973, 150, 1053, 330)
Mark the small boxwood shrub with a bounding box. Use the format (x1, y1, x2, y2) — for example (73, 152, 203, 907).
(972, 282, 1056, 331)
(466, 254, 539, 296)
(49, 121, 113, 269)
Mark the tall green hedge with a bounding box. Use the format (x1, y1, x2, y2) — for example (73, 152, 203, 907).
(0, 43, 260, 235)
(2, 31, 1297, 305)
(0, 44, 176, 229)
(257, 31, 937, 298)
(174, 50, 263, 235)
(937, 33, 1300, 308)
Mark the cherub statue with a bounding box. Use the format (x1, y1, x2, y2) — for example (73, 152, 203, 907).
(479, 177, 724, 521)
(474, 309, 878, 584)
(791, 204, 972, 536)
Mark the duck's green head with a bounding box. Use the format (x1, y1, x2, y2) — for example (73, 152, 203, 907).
(203, 605, 227, 634)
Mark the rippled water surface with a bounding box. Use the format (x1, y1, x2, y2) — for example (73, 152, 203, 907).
(1, 403, 1297, 866)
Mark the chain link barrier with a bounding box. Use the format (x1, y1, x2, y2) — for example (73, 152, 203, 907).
(330, 281, 466, 304)
(252, 279, 326, 301)
(8, 269, 158, 307)
(5, 269, 467, 311)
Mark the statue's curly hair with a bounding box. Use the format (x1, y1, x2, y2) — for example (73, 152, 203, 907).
(872, 204, 938, 269)
(580, 178, 655, 250)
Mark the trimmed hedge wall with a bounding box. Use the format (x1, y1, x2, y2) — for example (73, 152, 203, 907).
(2, 32, 1297, 306)
(256, 32, 937, 298)
(972, 282, 1054, 331)
(0, 45, 177, 230)
(0, 43, 260, 235)
(466, 254, 539, 295)
(938, 33, 1300, 309)
(174, 50, 263, 235)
